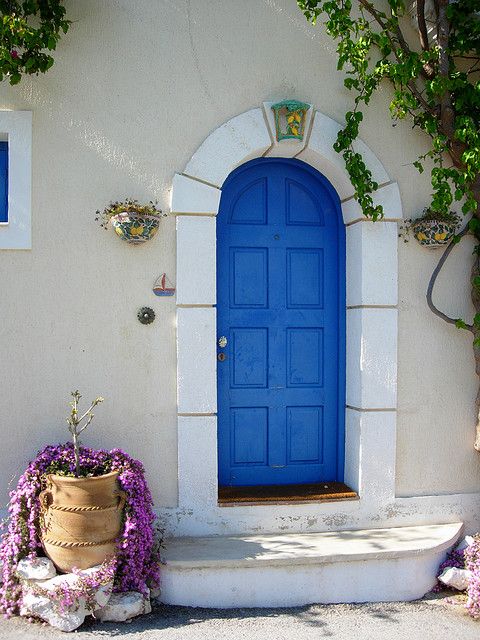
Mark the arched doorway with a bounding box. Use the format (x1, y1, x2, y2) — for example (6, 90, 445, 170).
(171, 105, 401, 536)
(216, 158, 345, 487)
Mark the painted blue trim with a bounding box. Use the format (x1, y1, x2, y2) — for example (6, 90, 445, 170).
(336, 193, 346, 482)
(0, 141, 8, 224)
(217, 157, 346, 486)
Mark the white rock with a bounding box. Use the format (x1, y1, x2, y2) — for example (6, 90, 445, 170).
(20, 591, 88, 632)
(150, 586, 161, 600)
(438, 567, 472, 591)
(456, 536, 475, 552)
(35, 574, 112, 609)
(94, 583, 113, 609)
(32, 565, 114, 609)
(144, 597, 152, 615)
(20, 564, 114, 631)
(95, 590, 151, 622)
(16, 557, 56, 581)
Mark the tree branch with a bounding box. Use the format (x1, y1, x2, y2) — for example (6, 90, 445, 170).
(426, 224, 473, 330)
(358, 0, 434, 79)
(417, 0, 430, 52)
(77, 414, 94, 435)
(437, 0, 455, 139)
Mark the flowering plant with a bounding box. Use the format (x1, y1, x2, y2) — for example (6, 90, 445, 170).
(465, 536, 480, 619)
(0, 443, 160, 617)
(399, 208, 461, 243)
(434, 535, 480, 619)
(0, 0, 70, 85)
(95, 198, 163, 230)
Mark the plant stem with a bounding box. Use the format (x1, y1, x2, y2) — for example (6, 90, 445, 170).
(72, 432, 80, 477)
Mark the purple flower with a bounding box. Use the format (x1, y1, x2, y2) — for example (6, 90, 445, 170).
(10, 50, 18, 59)
(465, 536, 480, 618)
(434, 536, 480, 619)
(0, 443, 160, 617)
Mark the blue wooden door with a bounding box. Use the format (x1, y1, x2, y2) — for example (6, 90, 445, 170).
(217, 158, 345, 487)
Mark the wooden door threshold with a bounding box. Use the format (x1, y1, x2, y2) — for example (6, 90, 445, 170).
(218, 482, 358, 507)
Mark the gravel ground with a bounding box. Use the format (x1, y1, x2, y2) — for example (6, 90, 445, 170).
(0, 594, 478, 640)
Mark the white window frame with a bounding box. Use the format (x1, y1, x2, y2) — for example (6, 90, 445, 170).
(0, 111, 32, 249)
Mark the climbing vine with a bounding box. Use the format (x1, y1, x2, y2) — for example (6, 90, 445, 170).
(0, 0, 70, 85)
(297, 0, 480, 448)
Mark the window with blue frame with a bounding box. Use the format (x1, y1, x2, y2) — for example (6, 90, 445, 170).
(0, 141, 7, 224)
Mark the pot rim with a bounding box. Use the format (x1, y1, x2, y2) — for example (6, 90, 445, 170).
(45, 469, 120, 483)
(411, 218, 457, 229)
(110, 212, 160, 223)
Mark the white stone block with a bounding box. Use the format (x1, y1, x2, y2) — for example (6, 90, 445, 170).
(346, 221, 398, 306)
(160, 523, 463, 607)
(262, 101, 313, 158)
(344, 408, 360, 494)
(16, 556, 56, 581)
(177, 307, 216, 413)
(346, 409, 396, 502)
(346, 308, 398, 409)
(299, 111, 391, 203)
(353, 137, 390, 186)
(342, 182, 403, 223)
(438, 567, 471, 591)
(95, 591, 151, 622)
(298, 111, 354, 200)
(171, 174, 221, 215)
(176, 216, 216, 305)
(184, 109, 272, 187)
(178, 416, 217, 508)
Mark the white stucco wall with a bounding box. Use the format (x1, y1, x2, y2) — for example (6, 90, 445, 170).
(0, 0, 479, 522)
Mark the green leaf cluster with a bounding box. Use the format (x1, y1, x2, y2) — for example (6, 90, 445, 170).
(0, 1, 70, 85)
(298, 0, 480, 221)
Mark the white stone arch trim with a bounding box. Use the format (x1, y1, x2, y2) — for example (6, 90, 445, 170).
(171, 105, 402, 536)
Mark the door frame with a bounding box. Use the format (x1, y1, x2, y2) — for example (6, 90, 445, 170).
(171, 104, 402, 536)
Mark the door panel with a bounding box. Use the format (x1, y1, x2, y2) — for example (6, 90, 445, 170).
(217, 158, 344, 487)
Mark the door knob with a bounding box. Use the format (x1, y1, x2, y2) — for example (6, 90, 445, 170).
(218, 336, 228, 348)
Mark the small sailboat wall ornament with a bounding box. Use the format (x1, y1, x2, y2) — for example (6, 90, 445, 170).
(153, 273, 175, 297)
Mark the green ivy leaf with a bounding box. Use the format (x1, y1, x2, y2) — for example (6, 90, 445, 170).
(0, 1, 70, 85)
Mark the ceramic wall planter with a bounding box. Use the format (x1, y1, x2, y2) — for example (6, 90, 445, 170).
(39, 471, 126, 572)
(411, 219, 457, 248)
(110, 212, 160, 244)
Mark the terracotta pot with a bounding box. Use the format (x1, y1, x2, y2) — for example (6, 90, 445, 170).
(39, 471, 126, 573)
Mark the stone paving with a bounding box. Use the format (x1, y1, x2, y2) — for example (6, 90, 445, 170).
(0, 594, 478, 640)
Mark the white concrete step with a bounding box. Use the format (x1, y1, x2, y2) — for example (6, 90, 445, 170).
(160, 522, 463, 607)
